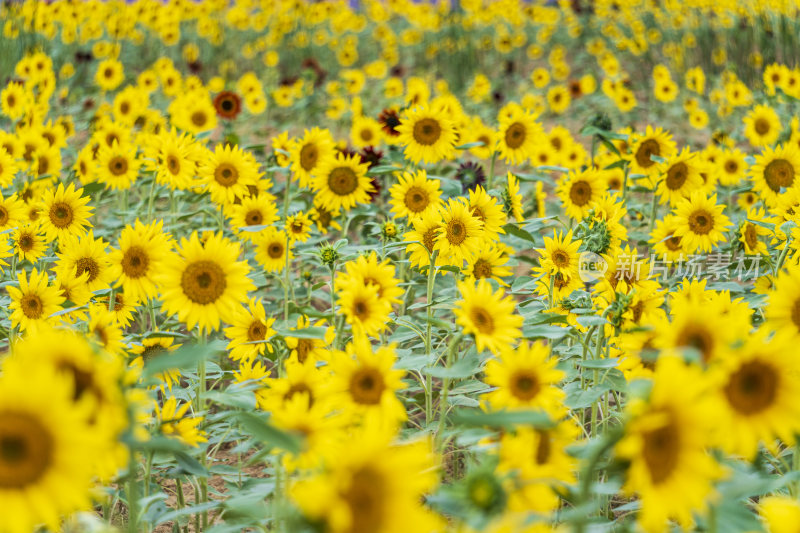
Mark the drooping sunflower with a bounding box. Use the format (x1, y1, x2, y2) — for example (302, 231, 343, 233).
(158, 231, 255, 333)
(290, 127, 336, 189)
(54, 230, 114, 292)
(396, 105, 457, 164)
(484, 342, 566, 413)
(388, 169, 442, 221)
(743, 104, 781, 147)
(434, 198, 484, 266)
(496, 107, 543, 165)
(108, 219, 172, 303)
(750, 143, 800, 207)
(38, 183, 93, 242)
(337, 279, 392, 338)
(95, 141, 140, 191)
(7, 268, 65, 333)
(557, 167, 605, 220)
(0, 363, 97, 533)
(253, 226, 293, 273)
(656, 147, 703, 206)
(224, 297, 277, 362)
(672, 191, 731, 253)
(311, 152, 373, 212)
(454, 279, 523, 354)
(199, 143, 261, 205)
(328, 336, 407, 425)
(615, 355, 722, 533)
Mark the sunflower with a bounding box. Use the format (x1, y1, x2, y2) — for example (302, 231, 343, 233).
(0, 192, 25, 231)
(484, 342, 565, 413)
(213, 90, 242, 120)
(759, 496, 800, 533)
(502, 172, 524, 222)
(224, 297, 277, 362)
(496, 107, 543, 165)
(199, 143, 261, 205)
(403, 210, 446, 271)
(656, 147, 703, 206)
(396, 105, 457, 164)
(38, 183, 93, 242)
(7, 268, 65, 333)
(285, 211, 314, 243)
(169, 89, 218, 135)
(0, 148, 18, 189)
(229, 195, 279, 239)
(717, 148, 748, 186)
(88, 305, 126, 356)
(463, 244, 513, 285)
(628, 126, 677, 181)
(744, 104, 781, 147)
(328, 336, 407, 425)
(54, 230, 114, 292)
(108, 219, 172, 303)
(337, 251, 403, 306)
(95, 58, 124, 91)
(0, 81, 30, 120)
(94, 286, 140, 327)
(253, 226, 293, 273)
(615, 355, 722, 532)
(95, 140, 140, 191)
(285, 315, 335, 364)
(258, 357, 329, 412)
(338, 279, 392, 338)
(454, 279, 523, 354)
(312, 152, 373, 212)
(290, 424, 441, 533)
(539, 229, 582, 277)
(765, 263, 800, 337)
(389, 169, 442, 221)
(750, 143, 800, 207)
(468, 186, 506, 243)
(128, 337, 181, 391)
(0, 363, 97, 533)
(10, 224, 46, 263)
(309, 202, 343, 234)
(434, 198, 484, 266)
(148, 128, 200, 190)
(153, 396, 207, 448)
(290, 127, 335, 189)
(557, 168, 605, 220)
(654, 296, 739, 365)
(649, 215, 685, 261)
(672, 191, 731, 253)
(350, 115, 383, 149)
(739, 208, 771, 255)
(158, 232, 255, 333)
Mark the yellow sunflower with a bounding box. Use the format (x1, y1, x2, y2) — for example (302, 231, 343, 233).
(503, 172, 524, 222)
(496, 107, 543, 165)
(462, 244, 513, 285)
(0, 192, 25, 231)
(750, 143, 800, 207)
(129, 336, 183, 389)
(539, 229, 582, 277)
(38, 183, 93, 242)
(468, 186, 506, 243)
(337, 251, 403, 306)
(229, 195, 279, 239)
(0, 147, 19, 188)
(557, 167, 605, 220)
(672, 191, 731, 253)
(743, 104, 781, 147)
(285, 211, 314, 243)
(337, 278, 392, 338)
(396, 105, 457, 164)
(95, 140, 140, 191)
(54, 230, 114, 292)
(434, 198, 484, 266)
(224, 297, 277, 362)
(253, 226, 293, 273)
(454, 279, 523, 354)
(403, 210, 446, 271)
(199, 143, 261, 205)
(158, 231, 255, 333)
(7, 268, 65, 333)
(11, 224, 46, 263)
(656, 147, 703, 206)
(285, 315, 335, 364)
(388, 169, 442, 221)
(484, 342, 565, 413)
(765, 263, 800, 337)
(312, 152, 373, 212)
(628, 126, 677, 182)
(108, 219, 173, 303)
(290, 127, 335, 189)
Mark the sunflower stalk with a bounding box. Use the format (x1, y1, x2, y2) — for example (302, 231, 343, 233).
(436, 332, 464, 445)
(425, 250, 438, 426)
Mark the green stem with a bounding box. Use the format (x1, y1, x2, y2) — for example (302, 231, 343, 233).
(775, 234, 793, 276)
(127, 449, 139, 533)
(487, 151, 497, 190)
(436, 333, 464, 444)
(648, 191, 658, 233)
(424, 251, 438, 426)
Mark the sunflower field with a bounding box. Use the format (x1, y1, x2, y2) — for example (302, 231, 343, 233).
(5, 0, 800, 532)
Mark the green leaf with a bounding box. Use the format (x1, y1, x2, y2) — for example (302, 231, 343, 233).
(273, 326, 328, 339)
(143, 341, 225, 378)
(423, 353, 481, 379)
(576, 315, 607, 327)
(576, 358, 619, 369)
(234, 412, 302, 454)
(367, 165, 401, 175)
(174, 451, 208, 477)
(454, 141, 485, 149)
(522, 324, 569, 340)
(502, 223, 537, 244)
(450, 409, 554, 429)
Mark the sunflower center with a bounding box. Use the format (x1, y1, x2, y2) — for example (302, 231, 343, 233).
(422, 228, 436, 251)
(0, 206, 8, 226)
(446, 219, 467, 245)
(328, 167, 358, 196)
(349, 367, 385, 405)
(754, 118, 770, 135)
(688, 209, 714, 235)
(665, 162, 688, 190)
(294, 339, 314, 363)
(744, 224, 758, 250)
(552, 249, 570, 268)
(665, 235, 682, 251)
(181, 260, 227, 304)
(504, 121, 526, 149)
(316, 208, 332, 228)
(676, 325, 713, 362)
(109, 156, 128, 176)
(37, 156, 49, 176)
(791, 299, 800, 331)
(724, 360, 777, 415)
(642, 417, 680, 484)
(75, 257, 100, 282)
(470, 307, 494, 334)
(20, 294, 43, 319)
(121, 245, 149, 278)
(167, 154, 181, 175)
(472, 258, 493, 279)
(412, 118, 442, 146)
(635, 139, 660, 168)
(214, 163, 239, 187)
(221, 99, 234, 112)
(140, 344, 166, 363)
(247, 320, 266, 341)
(569, 180, 592, 206)
(18, 234, 33, 251)
(343, 466, 386, 532)
(267, 242, 284, 259)
(0, 411, 54, 489)
(49, 202, 74, 228)
(510, 370, 541, 401)
(764, 159, 794, 192)
(360, 129, 373, 142)
(299, 144, 318, 171)
(725, 160, 738, 174)
(404, 186, 429, 213)
(535, 429, 551, 465)
(56, 360, 95, 402)
(190, 111, 207, 127)
(245, 210, 263, 225)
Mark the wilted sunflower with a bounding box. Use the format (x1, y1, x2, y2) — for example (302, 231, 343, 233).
(389, 169, 442, 221)
(7, 268, 65, 333)
(38, 183, 93, 241)
(224, 297, 277, 362)
(484, 342, 565, 413)
(253, 226, 293, 273)
(434, 198, 484, 266)
(672, 191, 731, 253)
(312, 152, 373, 212)
(396, 105, 457, 164)
(158, 231, 255, 333)
(496, 107, 543, 165)
(454, 279, 523, 354)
